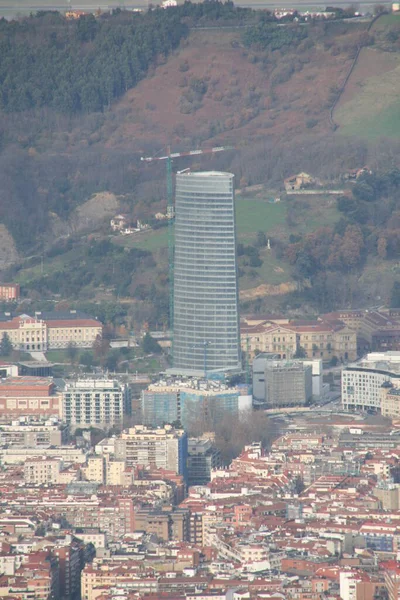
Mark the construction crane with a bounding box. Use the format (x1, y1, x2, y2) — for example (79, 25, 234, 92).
(140, 145, 235, 343)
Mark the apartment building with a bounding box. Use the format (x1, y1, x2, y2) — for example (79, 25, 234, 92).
(114, 424, 188, 480)
(241, 317, 357, 362)
(342, 352, 400, 412)
(134, 507, 189, 541)
(24, 457, 61, 484)
(62, 379, 129, 430)
(0, 310, 102, 351)
(381, 384, 400, 419)
(0, 376, 62, 421)
(0, 419, 68, 447)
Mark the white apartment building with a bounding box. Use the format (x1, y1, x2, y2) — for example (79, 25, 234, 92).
(62, 379, 130, 430)
(342, 352, 400, 412)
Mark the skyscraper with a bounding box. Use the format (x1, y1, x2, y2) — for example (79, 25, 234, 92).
(172, 171, 241, 375)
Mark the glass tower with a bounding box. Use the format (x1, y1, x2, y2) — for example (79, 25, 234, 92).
(172, 171, 241, 375)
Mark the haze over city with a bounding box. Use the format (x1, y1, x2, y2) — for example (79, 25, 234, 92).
(0, 0, 400, 599)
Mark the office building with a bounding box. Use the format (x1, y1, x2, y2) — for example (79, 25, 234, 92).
(172, 171, 241, 376)
(62, 379, 129, 430)
(114, 424, 188, 480)
(253, 354, 323, 402)
(264, 361, 312, 408)
(341, 352, 400, 412)
(141, 379, 251, 429)
(187, 437, 222, 486)
(252, 353, 280, 402)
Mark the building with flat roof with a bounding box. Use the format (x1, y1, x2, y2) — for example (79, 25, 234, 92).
(342, 352, 400, 412)
(0, 376, 61, 421)
(141, 379, 251, 429)
(114, 424, 188, 481)
(187, 437, 222, 486)
(62, 379, 130, 430)
(0, 418, 68, 447)
(172, 171, 241, 376)
(264, 361, 312, 408)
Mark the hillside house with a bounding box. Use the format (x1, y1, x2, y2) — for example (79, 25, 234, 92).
(110, 214, 129, 232)
(284, 172, 317, 192)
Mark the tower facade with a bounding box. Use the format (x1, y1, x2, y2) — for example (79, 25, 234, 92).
(173, 171, 241, 375)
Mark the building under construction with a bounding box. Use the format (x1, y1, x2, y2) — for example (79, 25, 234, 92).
(264, 361, 312, 408)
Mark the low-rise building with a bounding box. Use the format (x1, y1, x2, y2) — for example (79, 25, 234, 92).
(0, 284, 20, 302)
(0, 418, 68, 447)
(0, 310, 102, 352)
(0, 376, 62, 421)
(241, 316, 357, 362)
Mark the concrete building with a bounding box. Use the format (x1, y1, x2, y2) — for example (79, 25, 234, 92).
(381, 384, 400, 419)
(114, 424, 188, 480)
(62, 379, 129, 430)
(0, 418, 68, 447)
(141, 380, 251, 429)
(0, 446, 86, 465)
(172, 171, 241, 376)
(81, 456, 105, 484)
(134, 507, 189, 541)
(342, 352, 400, 412)
(0, 376, 62, 421)
(264, 361, 312, 408)
(24, 457, 62, 484)
(187, 437, 222, 487)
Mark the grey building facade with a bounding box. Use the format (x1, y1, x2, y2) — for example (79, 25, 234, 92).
(172, 171, 241, 376)
(264, 361, 312, 408)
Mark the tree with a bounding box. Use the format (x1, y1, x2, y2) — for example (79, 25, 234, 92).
(294, 346, 306, 358)
(142, 332, 162, 355)
(66, 342, 78, 365)
(293, 475, 305, 495)
(256, 231, 267, 247)
(80, 351, 94, 370)
(0, 333, 13, 357)
(390, 282, 400, 308)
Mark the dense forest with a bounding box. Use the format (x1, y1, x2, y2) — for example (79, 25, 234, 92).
(0, 9, 187, 113)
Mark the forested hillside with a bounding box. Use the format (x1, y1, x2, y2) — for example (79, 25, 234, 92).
(1, 4, 400, 322)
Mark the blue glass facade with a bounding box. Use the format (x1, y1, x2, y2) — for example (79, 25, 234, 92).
(173, 171, 241, 375)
